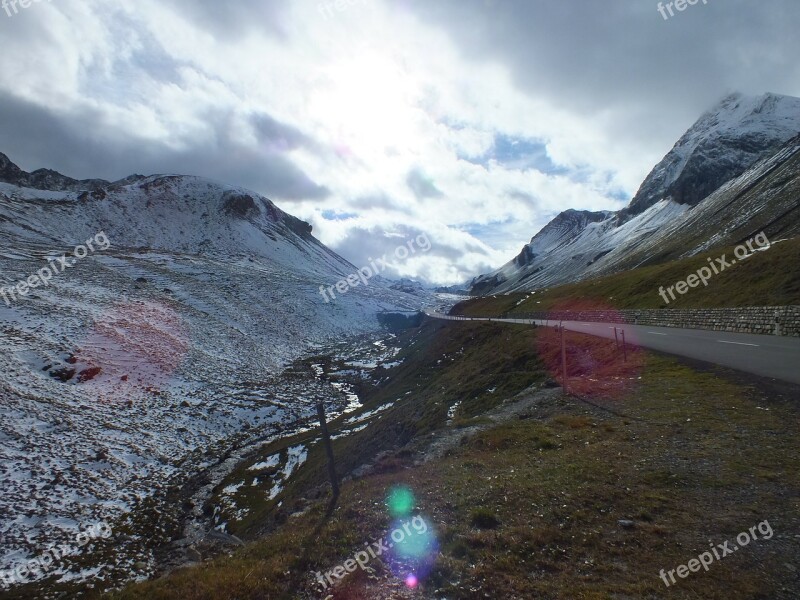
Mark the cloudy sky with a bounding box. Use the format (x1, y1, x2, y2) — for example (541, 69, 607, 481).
(1, 0, 798, 284)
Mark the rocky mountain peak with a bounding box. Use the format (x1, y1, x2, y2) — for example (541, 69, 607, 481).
(625, 92, 800, 217)
(0, 152, 109, 192)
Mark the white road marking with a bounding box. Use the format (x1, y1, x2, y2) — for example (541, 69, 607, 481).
(647, 332, 667, 336)
(718, 340, 760, 347)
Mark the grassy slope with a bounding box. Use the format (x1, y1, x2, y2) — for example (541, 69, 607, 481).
(103, 319, 800, 600)
(452, 236, 800, 318)
(204, 321, 547, 540)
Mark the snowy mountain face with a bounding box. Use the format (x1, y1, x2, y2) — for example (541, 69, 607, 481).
(626, 92, 800, 216)
(389, 278, 428, 295)
(610, 133, 800, 271)
(470, 209, 613, 295)
(471, 93, 800, 295)
(0, 155, 431, 591)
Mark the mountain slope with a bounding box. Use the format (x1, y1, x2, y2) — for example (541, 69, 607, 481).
(471, 93, 800, 295)
(0, 154, 429, 592)
(626, 92, 800, 216)
(0, 166, 354, 278)
(471, 209, 615, 295)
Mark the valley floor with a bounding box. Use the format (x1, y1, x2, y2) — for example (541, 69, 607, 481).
(89, 319, 800, 600)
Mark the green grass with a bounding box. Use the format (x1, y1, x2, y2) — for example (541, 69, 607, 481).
(204, 320, 548, 539)
(104, 320, 800, 600)
(452, 236, 800, 318)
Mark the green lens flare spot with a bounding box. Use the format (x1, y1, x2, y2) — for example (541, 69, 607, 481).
(386, 486, 415, 518)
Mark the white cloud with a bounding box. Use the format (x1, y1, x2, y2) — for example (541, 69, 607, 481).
(0, 0, 796, 285)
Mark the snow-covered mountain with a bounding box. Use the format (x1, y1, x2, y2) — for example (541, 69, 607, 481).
(0, 154, 430, 591)
(471, 93, 800, 295)
(0, 155, 362, 279)
(625, 92, 800, 216)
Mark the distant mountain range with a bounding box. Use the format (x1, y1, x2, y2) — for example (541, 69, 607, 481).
(471, 92, 800, 295)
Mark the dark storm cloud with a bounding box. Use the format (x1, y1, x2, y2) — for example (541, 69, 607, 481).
(0, 92, 329, 201)
(251, 114, 317, 153)
(408, 0, 800, 140)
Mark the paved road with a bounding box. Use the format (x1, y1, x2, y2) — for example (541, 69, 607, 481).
(425, 311, 800, 385)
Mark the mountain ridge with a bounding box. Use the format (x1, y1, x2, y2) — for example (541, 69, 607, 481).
(471, 92, 800, 295)
(0, 153, 341, 277)
(0, 151, 114, 193)
(624, 92, 800, 217)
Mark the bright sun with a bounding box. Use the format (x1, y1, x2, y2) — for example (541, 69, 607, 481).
(308, 53, 424, 164)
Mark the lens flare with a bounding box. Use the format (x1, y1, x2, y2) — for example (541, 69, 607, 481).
(405, 574, 419, 588)
(385, 515, 439, 585)
(73, 301, 190, 403)
(535, 299, 643, 402)
(386, 485, 415, 518)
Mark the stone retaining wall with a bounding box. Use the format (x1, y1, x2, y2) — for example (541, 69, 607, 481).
(510, 306, 800, 337)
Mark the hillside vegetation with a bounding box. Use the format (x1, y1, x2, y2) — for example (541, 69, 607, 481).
(97, 318, 800, 600)
(453, 236, 800, 318)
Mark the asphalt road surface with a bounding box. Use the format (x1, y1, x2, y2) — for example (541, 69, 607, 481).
(425, 312, 800, 385)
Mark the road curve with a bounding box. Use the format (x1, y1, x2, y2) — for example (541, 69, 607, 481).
(424, 311, 800, 385)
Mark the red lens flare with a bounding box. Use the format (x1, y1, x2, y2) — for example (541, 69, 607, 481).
(72, 301, 190, 403)
(534, 299, 644, 402)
